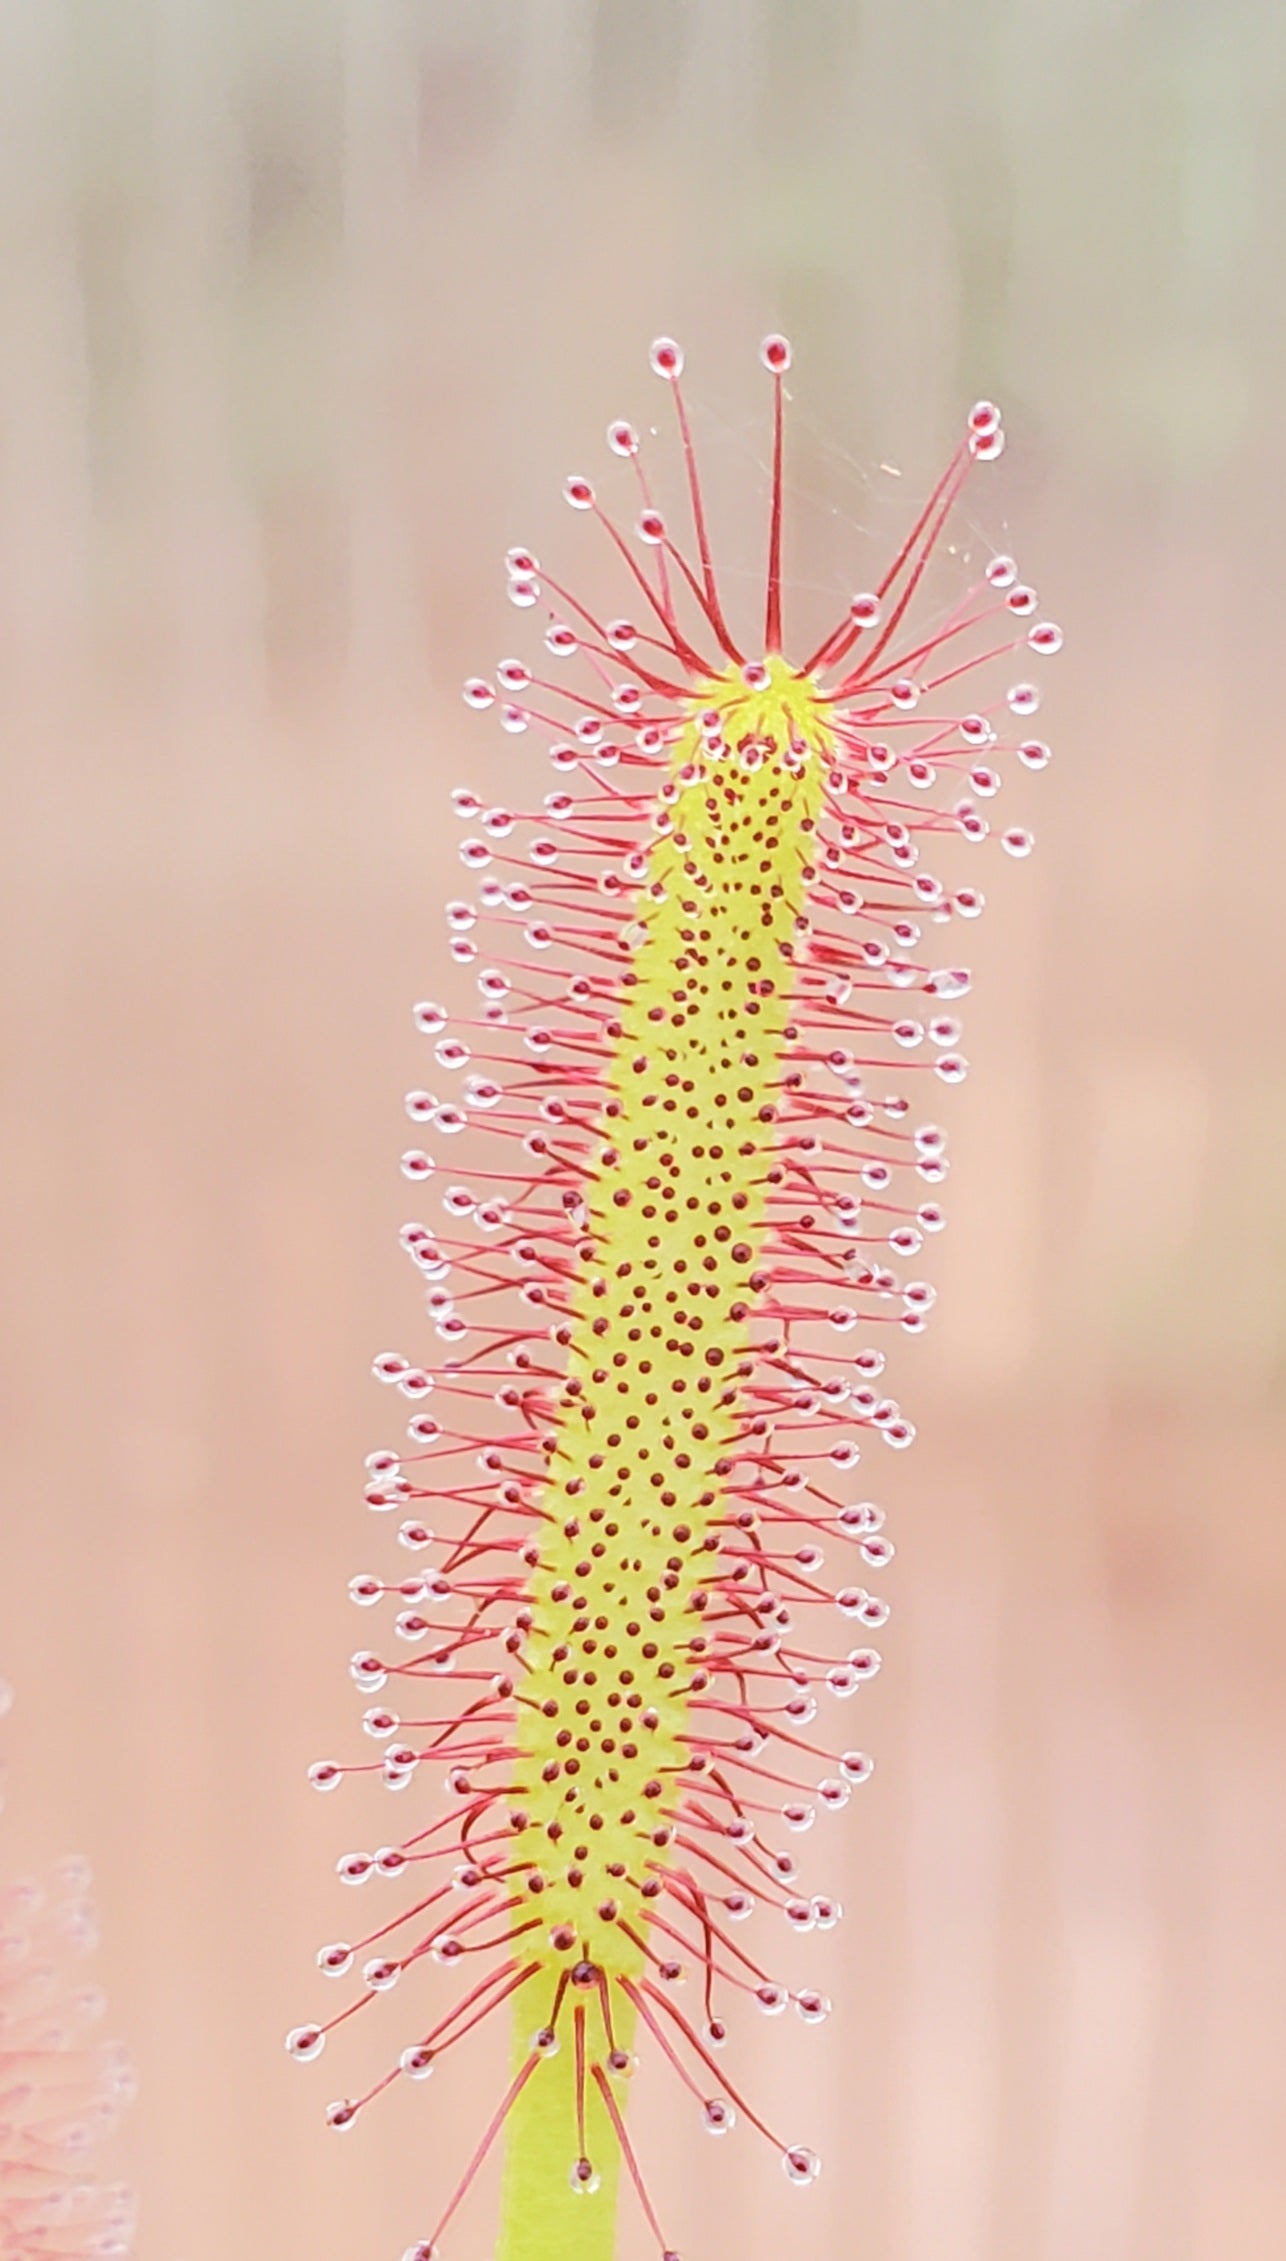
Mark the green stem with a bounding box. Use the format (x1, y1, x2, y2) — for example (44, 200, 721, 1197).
(494, 1978, 638, 2261)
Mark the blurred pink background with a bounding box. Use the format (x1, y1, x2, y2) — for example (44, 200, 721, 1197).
(2, 6, 1285, 2260)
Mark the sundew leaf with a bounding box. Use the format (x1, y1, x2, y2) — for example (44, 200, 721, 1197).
(289, 336, 1058, 2261)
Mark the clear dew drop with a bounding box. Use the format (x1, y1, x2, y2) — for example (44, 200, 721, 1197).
(783, 2145, 822, 2185)
(1029, 620, 1063, 654)
(649, 336, 684, 380)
